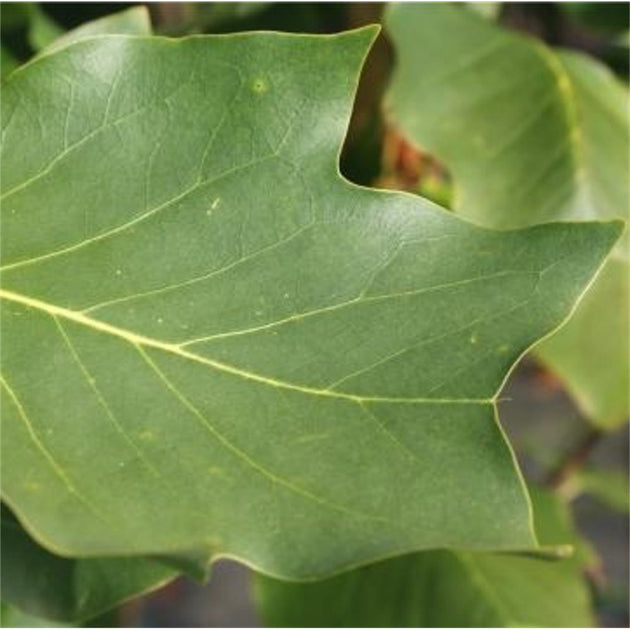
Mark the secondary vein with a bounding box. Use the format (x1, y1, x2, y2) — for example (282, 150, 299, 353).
(0, 373, 109, 523)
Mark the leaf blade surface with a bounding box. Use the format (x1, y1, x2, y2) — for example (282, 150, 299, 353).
(0, 29, 622, 579)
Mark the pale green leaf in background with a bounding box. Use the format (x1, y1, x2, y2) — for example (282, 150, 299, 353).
(1, 602, 69, 628)
(466, 2, 501, 22)
(0, 6, 152, 77)
(26, 4, 64, 52)
(385, 3, 629, 429)
(43, 6, 152, 54)
(255, 489, 595, 627)
(537, 256, 629, 426)
(0, 28, 621, 582)
(572, 468, 630, 513)
(0, 506, 177, 623)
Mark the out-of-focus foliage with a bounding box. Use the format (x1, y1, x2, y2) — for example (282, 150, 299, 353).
(0, 506, 178, 623)
(1, 45, 19, 77)
(44, 6, 151, 53)
(255, 489, 595, 627)
(574, 468, 630, 513)
(385, 3, 629, 430)
(560, 3, 630, 38)
(1, 602, 68, 628)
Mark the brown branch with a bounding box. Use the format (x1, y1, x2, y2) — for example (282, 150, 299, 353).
(546, 426, 603, 490)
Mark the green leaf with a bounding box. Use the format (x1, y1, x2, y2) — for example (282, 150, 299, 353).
(0, 5, 151, 74)
(1, 46, 19, 78)
(1, 602, 69, 628)
(0, 506, 178, 623)
(536, 255, 629, 426)
(195, 3, 271, 31)
(255, 489, 595, 627)
(466, 2, 501, 21)
(43, 7, 152, 54)
(0, 28, 621, 581)
(26, 5, 64, 52)
(385, 3, 629, 429)
(573, 468, 630, 513)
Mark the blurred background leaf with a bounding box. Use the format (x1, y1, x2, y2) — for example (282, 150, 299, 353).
(0, 506, 178, 624)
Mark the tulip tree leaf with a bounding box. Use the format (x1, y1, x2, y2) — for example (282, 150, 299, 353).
(255, 489, 595, 627)
(386, 3, 629, 429)
(0, 28, 622, 581)
(0, 505, 178, 623)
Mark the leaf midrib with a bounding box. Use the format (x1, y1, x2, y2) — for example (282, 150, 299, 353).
(0, 288, 490, 406)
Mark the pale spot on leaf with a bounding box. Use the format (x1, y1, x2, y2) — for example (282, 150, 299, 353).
(250, 77, 269, 94)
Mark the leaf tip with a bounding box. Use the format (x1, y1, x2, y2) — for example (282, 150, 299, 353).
(592, 218, 627, 261)
(338, 23, 381, 56)
(608, 217, 627, 240)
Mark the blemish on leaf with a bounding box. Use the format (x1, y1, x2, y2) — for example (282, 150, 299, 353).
(208, 466, 228, 479)
(250, 77, 269, 94)
(204, 536, 222, 551)
(295, 433, 330, 444)
(206, 198, 221, 216)
(138, 429, 156, 442)
(470, 333, 478, 345)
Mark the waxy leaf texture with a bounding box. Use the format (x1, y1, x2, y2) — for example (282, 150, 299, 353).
(0, 28, 621, 579)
